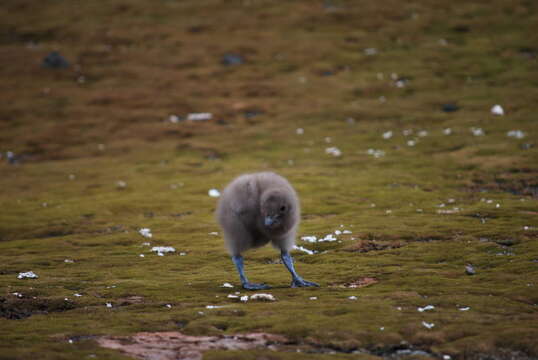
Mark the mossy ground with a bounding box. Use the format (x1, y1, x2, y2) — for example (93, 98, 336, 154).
(1, 0, 537, 359)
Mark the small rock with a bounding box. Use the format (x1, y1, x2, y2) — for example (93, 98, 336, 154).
(417, 305, 435, 312)
(151, 246, 176, 255)
(465, 264, 476, 275)
(348, 296, 358, 300)
(442, 104, 459, 112)
(325, 147, 342, 157)
(382, 131, 393, 139)
(221, 53, 244, 66)
(139, 228, 152, 238)
(42, 51, 69, 69)
(491, 104, 504, 116)
(17, 271, 38, 279)
(187, 113, 212, 121)
(507, 130, 525, 139)
(422, 321, 435, 329)
(222, 283, 234, 288)
(208, 189, 221, 197)
(250, 293, 276, 301)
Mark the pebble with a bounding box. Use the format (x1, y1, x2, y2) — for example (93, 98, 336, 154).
(491, 104, 504, 116)
(465, 264, 476, 275)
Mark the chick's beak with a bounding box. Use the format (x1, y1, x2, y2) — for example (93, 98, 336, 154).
(264, 216, 275, 227)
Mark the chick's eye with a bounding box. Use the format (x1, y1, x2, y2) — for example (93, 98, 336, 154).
(280, 206, 286, 212)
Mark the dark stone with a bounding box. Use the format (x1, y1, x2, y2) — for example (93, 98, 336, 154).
(442, 103, 459, 112)
(452, 25, 470, 33)
(221, 53, 244, 66)
(42, 51, 70, 69)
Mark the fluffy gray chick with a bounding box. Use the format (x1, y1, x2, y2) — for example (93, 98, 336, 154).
(216, 172, 319, 290)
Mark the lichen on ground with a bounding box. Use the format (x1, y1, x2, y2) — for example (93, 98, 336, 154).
(0, 0, 537, 359)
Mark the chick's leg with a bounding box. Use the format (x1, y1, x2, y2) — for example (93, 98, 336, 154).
(280, 251, 319, 288)
(232, 255, 271, 290)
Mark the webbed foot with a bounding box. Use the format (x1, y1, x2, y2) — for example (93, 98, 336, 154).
(290, 278, 319, 288)
(242, 282, 271, 290)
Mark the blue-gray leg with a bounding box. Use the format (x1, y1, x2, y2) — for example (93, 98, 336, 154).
(281, 251, 319, 288)
(231, 255, 271, 290)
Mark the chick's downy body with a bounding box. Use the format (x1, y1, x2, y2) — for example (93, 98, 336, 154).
(217, 172, 299, 255)
(216, 172, 318, 290)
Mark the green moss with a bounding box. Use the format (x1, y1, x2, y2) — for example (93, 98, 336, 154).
(1, 0, 537, 359)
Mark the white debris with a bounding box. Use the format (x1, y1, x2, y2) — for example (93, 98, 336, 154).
(301, 236, 318, 243)
(443, 355, 452, 360)
(168, 114, 181, 123)
(364, 48, 378, 56)
(12, 292, 23, 298)
(334, 230, 342, 235)
(322, 234, 337, 242)
(443, 128, 452, 135)
(227, 294, 239, 299)
(407, 139, 417, 147)
(142, 242, 151, 246)
(209, 232, 219, 236)
(240, 295, 249, 302)
(139, 228, 152, 238)
(309, 296, 318, 300)
(382, 131, 393, 139)
(68, 339, 74, 344)
(250, 293, 276, 301)
(496, 203, 500, 208)
(491, 104, 504, 116)
(367, 148, 385, 158)
(459, 306, 470, 311)
(293, 245, 317, 255)
(470, 127, 484, 136)
(417, 305, 435, 312)
(343, 230, 352, 234)
(116, 180, 127, 189)
(106, 303, 112, 308)
(380, 327, 385, 331)
(348, 296, 358, 300)
(17, 271, 38, 279)
(385, 210, 392, 214)
(206, 305, 224, 309)
(507, 130, 525, 139)
(74, 293, 82, 297)
(395, 79, 406, 88)
(139, 254, 145, 258)
(422, 321, 435, 329)
(166, 304, 172, 308)
(437, 207, 461, 214)
(64, 259, 74, 263)
(296, 128, 304, 135)
(325, 147, 342, 157)
(222, 282, 234, 288)
(151, 246, 176, 256)
(179, 252, 187, 256)
(187, 113, 212, 121)
(418, 130, 428, 137)
(208, 189, 221, 197)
